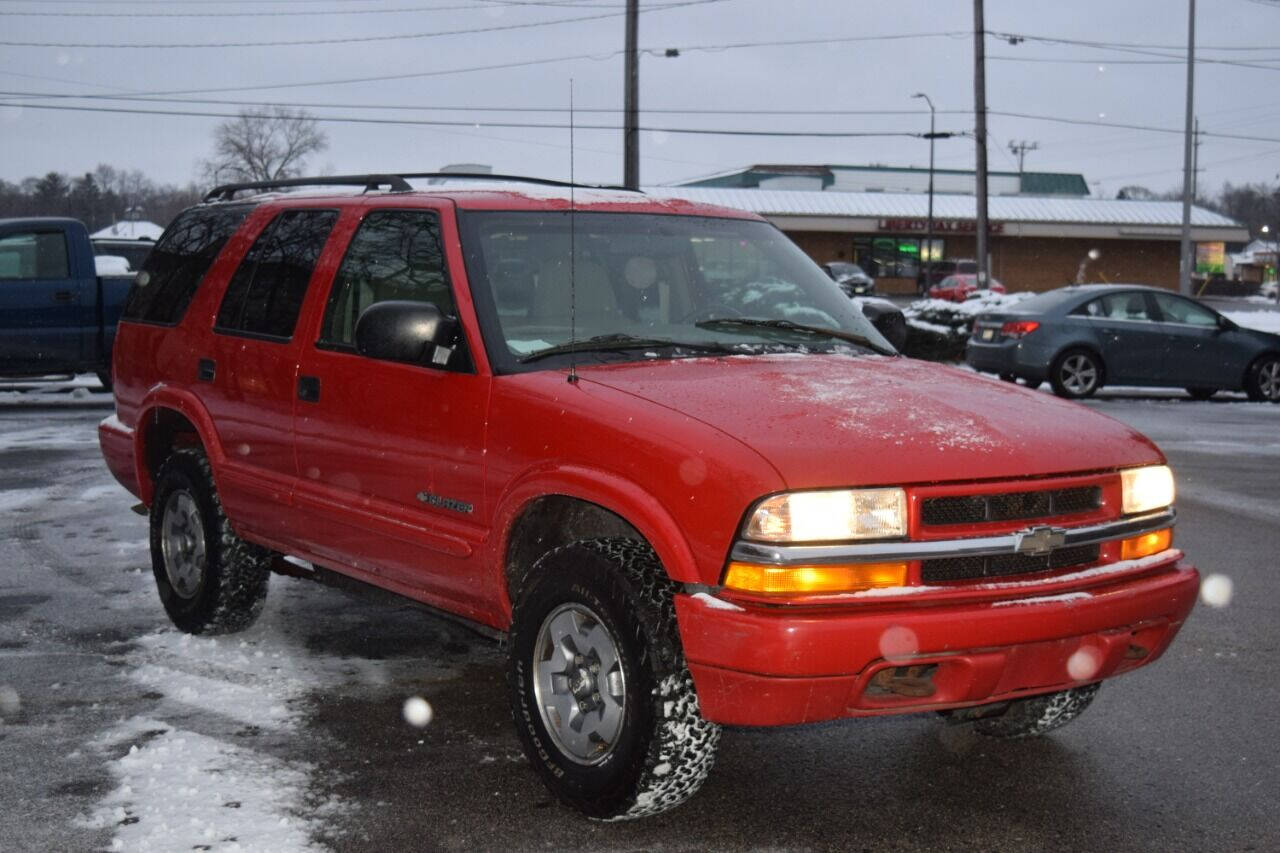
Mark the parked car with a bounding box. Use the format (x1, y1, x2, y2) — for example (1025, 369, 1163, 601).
(92, 237, 155, 273)
(1261, 280, 1278, 301)
(821, 261, 875, 295)
(100, 174, 1198, 820)
(966, 283, 1280, 401)
(0, 217, 135, 389)
(852, 295, 906, 351)
(929, 273, 1005, 302)
(917, 258, 977, 293)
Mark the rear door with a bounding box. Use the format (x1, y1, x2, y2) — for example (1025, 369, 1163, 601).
(1078, 291, 1168, 384)
(200, 207, 340, 543)
(291, 203, 492, 616)
(0, 225, 91, 370)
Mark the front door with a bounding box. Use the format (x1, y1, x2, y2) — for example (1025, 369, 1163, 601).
(292, 205, 490, 616)
(1148, 292, 1252, 388)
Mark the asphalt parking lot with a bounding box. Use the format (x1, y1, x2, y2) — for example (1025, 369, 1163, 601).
(0, 383, 1276, 852)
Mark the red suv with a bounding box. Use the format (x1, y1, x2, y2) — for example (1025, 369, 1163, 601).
(100, 174, 1199, 820)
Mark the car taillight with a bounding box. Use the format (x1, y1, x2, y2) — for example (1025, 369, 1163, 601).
(1000, 320, 1040, 338)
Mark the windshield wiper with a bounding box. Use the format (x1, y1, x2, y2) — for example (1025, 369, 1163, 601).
(693, 317, 896, 356)
(518, 334, 739, 363)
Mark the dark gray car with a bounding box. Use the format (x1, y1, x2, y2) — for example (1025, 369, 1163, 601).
(966, 284, 1280, 401)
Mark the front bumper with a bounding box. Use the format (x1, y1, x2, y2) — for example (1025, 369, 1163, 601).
(676, 552, 1198, 726)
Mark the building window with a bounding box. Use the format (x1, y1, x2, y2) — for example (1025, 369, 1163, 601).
(856, 236, 941, 278)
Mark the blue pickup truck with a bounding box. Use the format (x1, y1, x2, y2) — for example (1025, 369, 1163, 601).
(0, 217, 136, 390)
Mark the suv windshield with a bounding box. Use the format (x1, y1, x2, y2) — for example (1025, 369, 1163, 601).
(460, 211, 893, 371)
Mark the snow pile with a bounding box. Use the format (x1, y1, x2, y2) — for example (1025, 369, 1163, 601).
(78, 605, 382, 851)
(901, 292, 1036, 361)
(1223, 309, 1280, 335)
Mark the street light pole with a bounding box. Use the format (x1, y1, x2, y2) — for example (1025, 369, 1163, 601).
(623, 0, 639, 189)
(913, 92, 937, 294)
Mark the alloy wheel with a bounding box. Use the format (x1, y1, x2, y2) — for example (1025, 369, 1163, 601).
(1260, 360, 1280, 401)
(1060, 354, 1099, 395)
(532, 603, 627, 765)
(160, 490, 206, 599)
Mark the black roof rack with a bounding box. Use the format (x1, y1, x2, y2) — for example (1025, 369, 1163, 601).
(203, 174, 412, 203)
(202, 171, 641, 203)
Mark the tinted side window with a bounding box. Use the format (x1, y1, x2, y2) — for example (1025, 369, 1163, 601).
(123, 205, 252, 324)
(216, 209, 337, 339)
(320, 209, 456, 347)
(1152, 293, 1218, 326)
(0, 231, 69, 280)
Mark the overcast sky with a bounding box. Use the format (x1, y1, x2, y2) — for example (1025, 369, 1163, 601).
(2, 0, 1279, 199)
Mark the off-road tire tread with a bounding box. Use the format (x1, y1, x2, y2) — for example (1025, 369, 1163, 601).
(150, 448, 271, 635)
(973, 683, 1100, 739)
(508, 537, 720, 821)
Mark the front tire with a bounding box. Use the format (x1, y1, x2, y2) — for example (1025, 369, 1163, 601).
(507, 538, 720, 820)
(1049, 348, 1103, 399)
(149, 449, 271, 634)
(973, 684, 1100, 739)
(1245, 354, 1280, 403)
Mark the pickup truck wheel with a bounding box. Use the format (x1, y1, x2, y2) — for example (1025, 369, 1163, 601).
(507, 538, 720, 820)
(1049, 349, 1102, 399)
(973, 683, 1100, 739)
(149, 449, 271, 634)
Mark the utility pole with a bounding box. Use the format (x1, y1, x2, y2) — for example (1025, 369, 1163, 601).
(1178, 0, 1196, 296)
(974, 0, 990, 285)
(623, 0, 639, 189)
(1008, 140, 1039, 176)
(1191, 118, 1201, 201)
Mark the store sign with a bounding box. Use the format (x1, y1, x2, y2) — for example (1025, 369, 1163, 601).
(877, 218, 1004, 235)
(1195, 241, 1225, 275)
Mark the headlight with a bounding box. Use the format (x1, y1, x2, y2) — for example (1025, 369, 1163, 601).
(1120, 465, 1175, 515)
(744, 488, 907, 542)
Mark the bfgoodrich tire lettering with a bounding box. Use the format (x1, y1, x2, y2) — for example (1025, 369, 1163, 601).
(507, 538, 720, 820)
(973, 683, 1100, 738)
(149, 448, 271, 634)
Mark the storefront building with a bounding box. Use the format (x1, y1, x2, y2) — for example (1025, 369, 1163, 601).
(661, 174, 1248, 294)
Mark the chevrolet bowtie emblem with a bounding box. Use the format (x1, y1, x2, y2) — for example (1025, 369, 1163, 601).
(1015, 525, 1067, 557)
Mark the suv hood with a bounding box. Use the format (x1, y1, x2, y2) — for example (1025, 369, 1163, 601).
(580, 354, 1163, 488)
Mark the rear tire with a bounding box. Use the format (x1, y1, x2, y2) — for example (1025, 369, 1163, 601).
(507, 538, 720, 820)
(95, 370, 113, 392)
(973, 684, 1100, 739)
(1049, 348, 1103, 399)
(1186, 387, 1216, 401)
(1245, 355, 1280, 403)
(149, 449, 271, 634)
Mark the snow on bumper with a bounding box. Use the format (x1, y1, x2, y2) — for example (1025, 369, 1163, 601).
(675, 553, 1199, 726)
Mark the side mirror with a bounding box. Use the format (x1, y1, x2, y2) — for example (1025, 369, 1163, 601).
(1217, 315, 1237, 333)
(355, 300, 458, 366)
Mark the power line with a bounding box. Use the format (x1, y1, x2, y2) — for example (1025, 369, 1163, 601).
(0, 0, 705, 17)
(0, 87, 978, 118)
(0, 0, 729, 48)
(0, 99, 933, 138)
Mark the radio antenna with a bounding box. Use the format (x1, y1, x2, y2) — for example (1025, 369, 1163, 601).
(567, 78, 579, 385)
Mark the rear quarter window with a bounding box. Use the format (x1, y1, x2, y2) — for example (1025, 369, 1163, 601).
(122, 204, 253, 325)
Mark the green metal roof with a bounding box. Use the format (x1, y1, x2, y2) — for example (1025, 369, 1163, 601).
(679, 164, 1090, 196)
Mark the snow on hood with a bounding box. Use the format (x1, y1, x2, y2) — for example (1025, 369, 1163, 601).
(579, 353, 1164, 488)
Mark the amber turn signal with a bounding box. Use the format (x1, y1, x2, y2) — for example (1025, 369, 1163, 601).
(1120, 528, 1172, 561)
(722, 561, 909, 595)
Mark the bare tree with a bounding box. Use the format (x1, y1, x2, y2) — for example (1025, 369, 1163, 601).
(203, 107, 328, 185)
